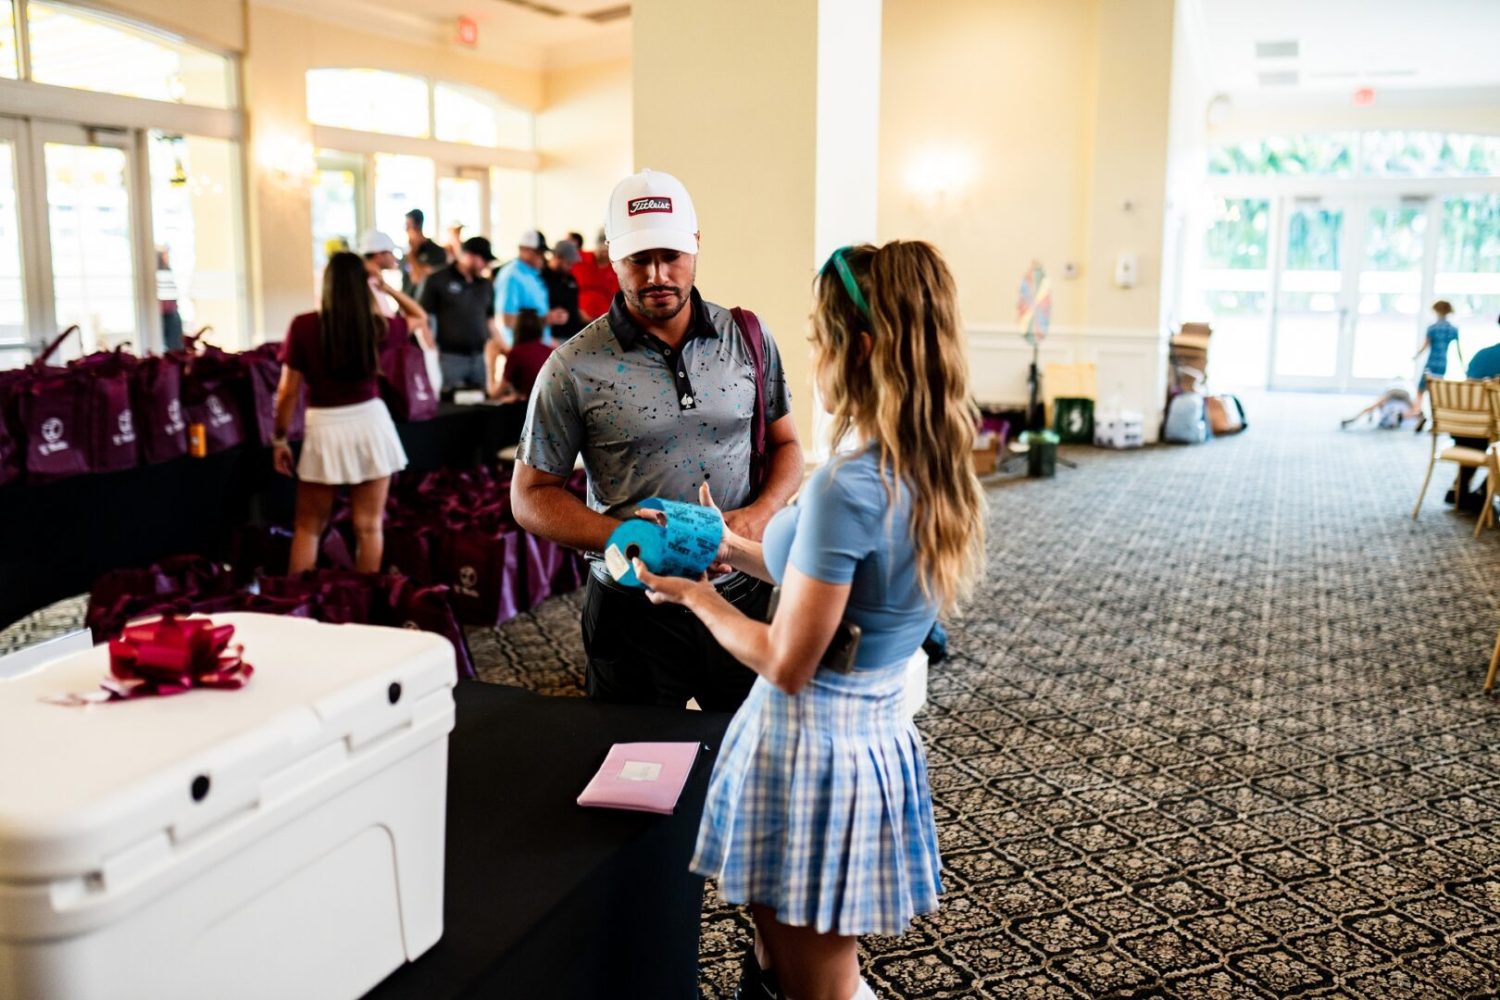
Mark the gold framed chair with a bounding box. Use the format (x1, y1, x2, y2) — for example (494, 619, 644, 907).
(1477, 384, 1500, 537)
(1487, 626, 1500, 694)
(1412, 378, 1494, 520)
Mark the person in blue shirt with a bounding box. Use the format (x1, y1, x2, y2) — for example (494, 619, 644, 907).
(1449, 312, 1500, 510)
(494, 230, 568, 344)
(632, 241, 986, 1000)
(1409, 299, 1464, 425)
(1468, 314, 1500, 381)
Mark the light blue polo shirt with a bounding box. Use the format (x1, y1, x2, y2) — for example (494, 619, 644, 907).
(496, 258, 550, 341)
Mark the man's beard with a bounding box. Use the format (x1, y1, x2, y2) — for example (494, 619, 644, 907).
(628, 283, 691, 321)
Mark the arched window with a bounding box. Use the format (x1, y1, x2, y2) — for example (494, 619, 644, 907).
(25, 1, 235, 108)
(305, 69, 533, 151)
(307, 69, 430, 139)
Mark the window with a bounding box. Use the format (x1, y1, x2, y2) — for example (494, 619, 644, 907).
(149, 132, 245, 346)
(435, 82, 533, 150)
(1210, 131, 1500, 180)
(1208, 134, 1356, 177)
(0, 142, 23, 347)
(306, 69, 430, 139)
(27, 1, 233, 108)
(0, 1, 17, 80)
(1361, 132, 1500, 178)
(306, 70, 534, 150)
(373, 153, 434, 252)
(1188, 197, 1272, 386)
(1436, 194, 1500, 353)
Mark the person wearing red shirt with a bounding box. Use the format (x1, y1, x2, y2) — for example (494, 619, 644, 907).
(273, 252, 410, 574)
(572, 229, 620, 323)
(494, 309, 554, 402)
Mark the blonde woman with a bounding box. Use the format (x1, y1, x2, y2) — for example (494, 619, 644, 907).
(632, 241, 985, 1000)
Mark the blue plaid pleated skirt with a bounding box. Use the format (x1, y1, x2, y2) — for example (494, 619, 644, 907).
(690, 659, 943, 936)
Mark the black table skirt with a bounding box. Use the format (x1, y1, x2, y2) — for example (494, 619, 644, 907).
(0, 403, 528, 630)
(367, 682, 730, 1000)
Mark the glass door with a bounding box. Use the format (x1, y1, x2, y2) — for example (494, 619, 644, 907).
(1350, 198, 1430, 388)
(1270, 198, 1351, 388)
(312, 150, 364, 293)
(437, 168, 486, 250)
(0, 119, 28, 369)
(37, 123, 140, 359)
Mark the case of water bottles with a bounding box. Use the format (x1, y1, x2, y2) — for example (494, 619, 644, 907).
(1094, 410, 1146, 449)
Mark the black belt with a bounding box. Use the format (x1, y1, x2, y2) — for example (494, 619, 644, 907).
(591, 566, 761, 603)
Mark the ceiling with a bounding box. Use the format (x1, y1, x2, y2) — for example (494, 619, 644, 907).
(1189, 0, 1500, 96)
(270, 0, 631, 71)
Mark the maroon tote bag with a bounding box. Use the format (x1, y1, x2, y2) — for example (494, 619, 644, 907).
(379, 320, 438, 423)
(134, 354, 188, 465)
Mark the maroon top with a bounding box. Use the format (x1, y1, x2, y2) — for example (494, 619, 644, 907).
(282, 311, 406, 408)
(505, 340, 555, 399)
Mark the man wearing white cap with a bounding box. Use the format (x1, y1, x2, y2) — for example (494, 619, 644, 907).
(358, 229, 431, 348)
(512, 169, 804, 711)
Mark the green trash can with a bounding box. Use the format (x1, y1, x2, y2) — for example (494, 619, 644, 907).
(1053, 397, 1095, 444)
(1019, 429, 1059, 478)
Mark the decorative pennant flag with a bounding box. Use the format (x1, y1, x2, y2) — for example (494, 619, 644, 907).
(1017, 262, 1052, 345)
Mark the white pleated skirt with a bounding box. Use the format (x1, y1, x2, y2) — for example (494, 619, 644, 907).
(297, 398, 409, 485)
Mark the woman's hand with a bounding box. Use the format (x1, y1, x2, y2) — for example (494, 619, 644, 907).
(631, 559, 716, 610)
(632, 481, 743, 571)
(272, 441, 295, 477)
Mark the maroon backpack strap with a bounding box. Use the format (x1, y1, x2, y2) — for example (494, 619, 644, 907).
(730, 306, 768, 496)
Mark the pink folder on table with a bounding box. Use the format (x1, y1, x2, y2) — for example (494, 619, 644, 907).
(577, 742, 701, 815)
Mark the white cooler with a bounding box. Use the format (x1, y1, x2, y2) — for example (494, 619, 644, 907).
(0, 613, 457, 1000)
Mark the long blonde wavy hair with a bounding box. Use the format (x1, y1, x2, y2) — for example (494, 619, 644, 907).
(812, 240, 986, 613)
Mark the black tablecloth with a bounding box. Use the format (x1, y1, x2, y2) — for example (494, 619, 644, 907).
(367, 682, 730, 1000)
(0, 403, 528, 629)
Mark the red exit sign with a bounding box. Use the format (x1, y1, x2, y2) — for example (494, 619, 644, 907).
(456, 15, 479, 46)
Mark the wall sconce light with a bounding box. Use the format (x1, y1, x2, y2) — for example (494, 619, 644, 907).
(257, 132, 318, 190)
(904, 147, 977, 208)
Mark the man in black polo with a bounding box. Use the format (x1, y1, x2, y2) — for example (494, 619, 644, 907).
(511, 169, 804, 711)
(419, 236, 506, 395)
(402, 208, 449, 297)
(544, 238, 585, 341)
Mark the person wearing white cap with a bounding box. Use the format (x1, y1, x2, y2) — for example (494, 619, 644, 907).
(512, 168, 804, 714)
(357, 230, 432, 349)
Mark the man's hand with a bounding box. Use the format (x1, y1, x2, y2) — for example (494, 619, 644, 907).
(546, 307, 570, 326)
(722, 502, 776, 543)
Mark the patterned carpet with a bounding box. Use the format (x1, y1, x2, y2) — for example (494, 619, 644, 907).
(5, 391, 1499, 998)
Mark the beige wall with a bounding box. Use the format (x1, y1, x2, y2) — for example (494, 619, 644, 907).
(536, 58, 632, 248)
(877, 0, 1176, 426)
(877, 0, 1174, 332)
(634, 0, 822, 439)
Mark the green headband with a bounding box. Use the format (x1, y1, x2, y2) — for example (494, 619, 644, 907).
(821, 246, 870, 318)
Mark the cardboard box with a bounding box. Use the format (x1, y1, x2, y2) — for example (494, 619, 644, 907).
(972, 431, 1001, 476)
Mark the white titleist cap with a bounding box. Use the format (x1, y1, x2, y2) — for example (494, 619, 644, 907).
(357, 230, 397, 255)
(605, 169, 698, 262)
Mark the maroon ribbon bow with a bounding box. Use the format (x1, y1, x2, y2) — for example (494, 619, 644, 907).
(104, 613, 253, 699)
